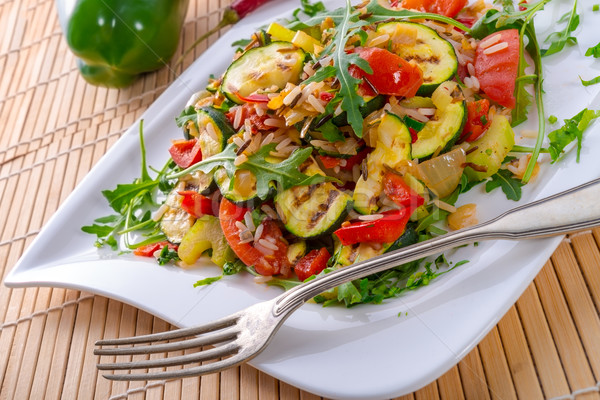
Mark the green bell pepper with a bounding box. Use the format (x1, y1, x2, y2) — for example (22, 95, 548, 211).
(66, 0, 189, 88)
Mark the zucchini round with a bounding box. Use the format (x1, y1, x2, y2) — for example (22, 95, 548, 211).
(376, 22, 457, 96)
(196, 106, 236, 158)
(411, 101, 466, 160)
(221, 41, 306, 104)
(353, 112, 412, 214)
(214, 168, 275, 206)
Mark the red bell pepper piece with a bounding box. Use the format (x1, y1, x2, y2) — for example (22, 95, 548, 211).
(133, 241, 178, 257)
(318, 147, 372, 171)
(178, 191, 217, 217)
(349, 47, 423, 98)
(168, 138, 202, 169)
(462, 99, 491, 142)
(235, 92, 270, 103)
(294, 247, 331, 281)
(334, 208, 416, 246)
(382, 172, 425, 209)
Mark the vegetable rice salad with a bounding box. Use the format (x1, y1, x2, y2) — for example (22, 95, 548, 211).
(84, 0, 599, 306)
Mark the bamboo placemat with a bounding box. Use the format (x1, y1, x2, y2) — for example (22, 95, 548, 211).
(1, 0, 600, 399)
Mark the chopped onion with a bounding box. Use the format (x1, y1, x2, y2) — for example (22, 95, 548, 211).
(416, 148, 466, 198)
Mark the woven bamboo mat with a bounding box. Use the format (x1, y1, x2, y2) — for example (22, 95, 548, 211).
(1, 0, 600, 399)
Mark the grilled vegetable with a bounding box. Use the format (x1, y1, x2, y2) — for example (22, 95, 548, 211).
(353, 112, 412, 214)
(195, 107, 236, 157)
(178, 215, 235, 266)
(465, 115, 515, 181)
(160, 189, 195, 244)
(215, 169, 275, 206)
(275, 160, 352, 238)
(411, 82, 466, 159)
(376, 22, 458, 95)
(221, 42, 306, 104)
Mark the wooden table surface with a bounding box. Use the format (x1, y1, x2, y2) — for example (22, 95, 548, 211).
(1, 0, 600, 399)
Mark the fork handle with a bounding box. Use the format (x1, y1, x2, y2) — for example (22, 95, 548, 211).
(273, 177, 600, 317)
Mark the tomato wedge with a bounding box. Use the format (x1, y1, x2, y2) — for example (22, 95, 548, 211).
(319, 147, 371, 171)
(219, 198, 290, 276)
(349, 47, 423, 98)
(294, 247, 330, 281)
(397, 0, 468, 18)
(334, 208, 416, 246)
(178, 191, 217, 218)
(225, 103, 274, 133)
(461, 99, 491, 142)
(382, 172, 425, 209)
(133, 241, 178, 257)
(168, 139, 202, 169)
(474, 29, 520, 109)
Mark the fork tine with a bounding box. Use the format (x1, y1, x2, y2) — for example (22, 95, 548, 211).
(94, 327, 238, 356)
(97, 342, 239, 370)
(95, 315, 238, 346)
(102, 353, 247, 381)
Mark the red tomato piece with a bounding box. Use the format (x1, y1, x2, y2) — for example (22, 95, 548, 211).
(461, 99, 491, 142)
(225, 103, 274, 134)
(168, 139, 202, 169)
(382, 173, 425, 209)
(318, 155, 342, 169)
(320, 91, 335, 103)
(349, 47, 423, 98)
(133, 241, 177, 257)
(334, 208, 415, 246)
(294, 248, 331, 281)
(178, 191, 217, 217)
(400, 0, 467, 18)
(219, 198, 290, 276)
(474, 29, 520, 109)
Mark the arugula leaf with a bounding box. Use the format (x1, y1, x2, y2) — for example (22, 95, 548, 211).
(157, 245, 180, 265)
(293, 0, 326, 19)
(485, 169, 524, 201)
(175, 106, 196, 128)
(170, 143, 335, 199)
(542, 0, 579, 57)
(193, 276, 223, 287)
(580, 75, 600, 87)
(586, 43, 600, 58)
(548, 108, 600, 162)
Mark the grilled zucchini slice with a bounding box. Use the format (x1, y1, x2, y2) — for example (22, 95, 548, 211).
(221, 41, 306, 104)
(159, 189, 195, 244)
(275, 159, 352, 238)
(376, 22, 457, 96)
(195, 107, 236, 157)
(353, 112, 412, 214)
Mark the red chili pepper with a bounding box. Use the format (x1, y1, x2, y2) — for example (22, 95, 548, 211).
(294, 248, 331, 281)
(178, 191, 217, 218)
(382, 172, 425, 209)
(134, 241, 178, 257)
(230, 0, 271, 18)
(168, 138, 202, 169)
(235, 92, 270, 103)
(334, 208, 416, 246)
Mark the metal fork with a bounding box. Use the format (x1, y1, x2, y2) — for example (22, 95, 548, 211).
(95, 177, 600, 381)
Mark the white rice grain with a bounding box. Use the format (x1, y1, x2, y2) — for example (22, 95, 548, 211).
(307, 94, 326, 113)
(234, 153, 248, 166)
(283, 85, 302, 106)
(244, 211, 255, 232)
(261, 132, 275, 146)
(276, 137, 293, 151)
(233, 106, 243, 129)
(254, 223, 264, 242)
(255, 241, 275, 256)
(233, 136, 245, 147)
(261, 204, 278, 219)
(358, 214, 384, 221)
(480, 33, 501, 49)
(235, 221, 248, 232)
(471, 76, 480, 91)
(205, 122, 218, 142)
(433, 198, 457, 213)
(264, 118, 286, 128)
(483, 42, 508, 55)
(367, 33, 390, 47)
(417, 108, 436, 116)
